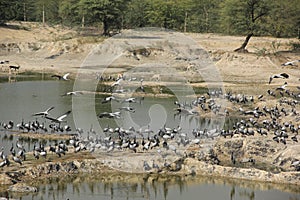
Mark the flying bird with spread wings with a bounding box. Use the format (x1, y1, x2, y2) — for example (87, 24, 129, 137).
(45, 110, 72, 124)
(32, 106, 55, 117)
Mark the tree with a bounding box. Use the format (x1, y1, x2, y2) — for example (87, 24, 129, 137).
(145, 0, 173, 29)
(145, 0, 190, 31)
(123, 0, 150, 28)
(220, 0, 270, 52)
(33, 0, 61, 24)
(265, 0, 300, 38)
(0, 0, 21, 24)
(80, 0, 129, 35)
(59, 0, 82, 26)
(189, 0, 220, 33)
(21, 0, 37, 22)
(178, 0, 194, 32)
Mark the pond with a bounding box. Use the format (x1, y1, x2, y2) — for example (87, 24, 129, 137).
(0, 75, 229, 155)
(0, 75, 299, 200)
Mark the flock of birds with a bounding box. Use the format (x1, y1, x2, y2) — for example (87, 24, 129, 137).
(0, 59, 300, 172)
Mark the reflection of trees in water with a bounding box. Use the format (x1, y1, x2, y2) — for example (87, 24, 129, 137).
(238, 189, 255, 200)
(176, 176, 185, 195)
(163, 181, 168, 200)
(230, 185, 255, 200)
(289, 197, 300, 200)
(34, 174, 186, 199)
(12, 174, 300, 200)
(230, 186, 235, 200)
(87, 181, 95, 195)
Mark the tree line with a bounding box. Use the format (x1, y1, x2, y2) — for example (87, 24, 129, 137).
(1, 0, 299, 39)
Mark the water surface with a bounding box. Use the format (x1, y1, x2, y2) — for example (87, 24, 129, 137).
(12, 174, 300, 200)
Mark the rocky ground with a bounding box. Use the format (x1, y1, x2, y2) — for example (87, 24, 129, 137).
(0, 21, 300, 193)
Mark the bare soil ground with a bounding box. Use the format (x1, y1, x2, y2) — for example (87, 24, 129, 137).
(0, 21, 299, 93)
(188, 33, 300, 92)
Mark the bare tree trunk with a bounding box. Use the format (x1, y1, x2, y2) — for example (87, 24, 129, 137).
(184, 11, 187, 32)
(234, 33, 253, 52)
(204, 6, 209, 33)
(23, 3, 26, 21)
(103, 18, 109, 36)
(81, 15, 85, 28)
(42, 4, 45, 25)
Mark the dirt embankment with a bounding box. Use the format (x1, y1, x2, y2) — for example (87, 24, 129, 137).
(0, 140, 299, 193)
(0, 22, 99, 75)
(0, 21, 299, 88)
